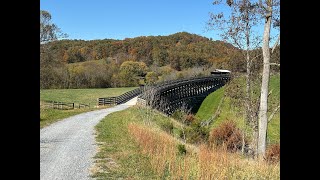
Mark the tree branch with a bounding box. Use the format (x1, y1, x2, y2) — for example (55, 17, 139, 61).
(268, 104, 280, 122)
(269, 63, 280, 66)
(268, 89, 273, 97)
(271, 34, 280, 54)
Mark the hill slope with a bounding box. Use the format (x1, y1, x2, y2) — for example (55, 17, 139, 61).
(196, 74, 280, 144)
(44, 31, 239, 68)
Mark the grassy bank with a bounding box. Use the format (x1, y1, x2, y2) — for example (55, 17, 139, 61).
(93, 106, 280, 179)
(196, 74, 280, 144)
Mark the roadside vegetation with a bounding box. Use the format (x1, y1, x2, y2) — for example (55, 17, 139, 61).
(93, 105, 279, 179)
(40, 87, 136, 128)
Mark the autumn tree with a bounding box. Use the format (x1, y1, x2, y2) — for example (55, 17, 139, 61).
(40, 10, 68, 89)
(145, 72, 159, 84)
(119, 61, 148, 87)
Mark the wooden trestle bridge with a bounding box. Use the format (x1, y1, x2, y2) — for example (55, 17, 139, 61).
(98, 73, 231, 115)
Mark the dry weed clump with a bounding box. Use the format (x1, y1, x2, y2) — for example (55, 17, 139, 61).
(266, 143, 280, 163)
(208, 120, 247, 152)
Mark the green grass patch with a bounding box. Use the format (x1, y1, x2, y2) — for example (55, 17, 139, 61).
(267, 75, 280, 144)
(40, 108, 95, 128)
(67, 59, 107, 68)
(93, 107, 158, 179)
(268, 113, 280, 144)
(196, 87, 225, 120)
(40, 87, 137, 105)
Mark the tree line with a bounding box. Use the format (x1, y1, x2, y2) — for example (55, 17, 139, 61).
(40, 26, 279, 89)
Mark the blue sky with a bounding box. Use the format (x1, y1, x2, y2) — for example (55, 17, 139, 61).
(40, 0, 278, 44)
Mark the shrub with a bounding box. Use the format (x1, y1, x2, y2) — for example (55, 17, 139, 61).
(185, 113, 196, 125)
(177, 144, 187, 155)
(171, 110, 184, 121)
(265, 143, 280, 163)
(208, 120, 247, 152)
(185, 123, 209, 144)
(159, 120, 174, 134)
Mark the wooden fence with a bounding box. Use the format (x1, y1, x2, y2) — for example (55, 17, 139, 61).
(41, 101, 90, 110)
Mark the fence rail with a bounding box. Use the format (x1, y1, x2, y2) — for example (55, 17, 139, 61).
(41, 101, 90, 110)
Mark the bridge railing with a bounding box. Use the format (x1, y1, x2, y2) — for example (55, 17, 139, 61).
(97, 87, 143, 106)
(152, 74, 231, 89)
(138, 74, 231, 99)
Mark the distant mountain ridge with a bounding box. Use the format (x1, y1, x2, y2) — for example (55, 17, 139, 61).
(45, 31, 239, 70)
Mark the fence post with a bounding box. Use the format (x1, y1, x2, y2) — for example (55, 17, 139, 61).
(72, 103, 74, 109)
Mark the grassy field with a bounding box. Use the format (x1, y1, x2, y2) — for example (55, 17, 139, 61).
(40, 87, 137, 106)
(196, 74, 280, 144)
(40, 87, 137, 128)
(93, 106, 280, 179)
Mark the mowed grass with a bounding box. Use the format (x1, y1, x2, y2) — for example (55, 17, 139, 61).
(40, 87, 137, 105)
(40, 108, 95, 128)
(93, 106, 279, 179)
(93, 107, 158, 179)
(196, 87, 225, 121)
(196, 74, 280, 144)
(40, 87, 137, 128)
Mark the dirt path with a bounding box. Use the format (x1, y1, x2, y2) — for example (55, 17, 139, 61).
(40, 97, 137, 180)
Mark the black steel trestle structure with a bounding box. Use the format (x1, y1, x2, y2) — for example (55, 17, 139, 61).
(139, 74, 231, 115)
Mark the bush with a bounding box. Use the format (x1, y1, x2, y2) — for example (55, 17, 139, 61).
(177, 144, 187, 155)
(159, 120, 174, 134)
(184, 123, 209, 144)
(185, 113, 196, 125)
(171, 110, 184, 121)
(208, 120, 247, 152)
(265, 143, 280, 163)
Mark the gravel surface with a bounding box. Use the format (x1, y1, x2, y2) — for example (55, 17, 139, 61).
(40, 103, 133, 180)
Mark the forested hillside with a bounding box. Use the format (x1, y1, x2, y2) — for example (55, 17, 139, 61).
(40, 31, 279, 89)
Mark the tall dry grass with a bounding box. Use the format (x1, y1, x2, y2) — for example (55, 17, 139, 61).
(128, 123, 198, 179)
(198, 144, 280, 179)
(128, 123, 280, 180)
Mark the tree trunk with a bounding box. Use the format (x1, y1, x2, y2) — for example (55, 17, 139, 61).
(244, 1, 255, 154)
(257, 2, 272, 158)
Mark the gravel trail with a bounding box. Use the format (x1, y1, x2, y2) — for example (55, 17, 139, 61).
(40, 98, 136, 180)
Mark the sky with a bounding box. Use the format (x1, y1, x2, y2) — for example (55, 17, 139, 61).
(40, 0, 279, 44)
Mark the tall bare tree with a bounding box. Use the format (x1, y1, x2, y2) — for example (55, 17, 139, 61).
(257, 0, 280, 158)
(40, 10, 68, 89)
(208, 0, 263, 154)
(208, 0, 280, 157)
(40, 10, 67, 44)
